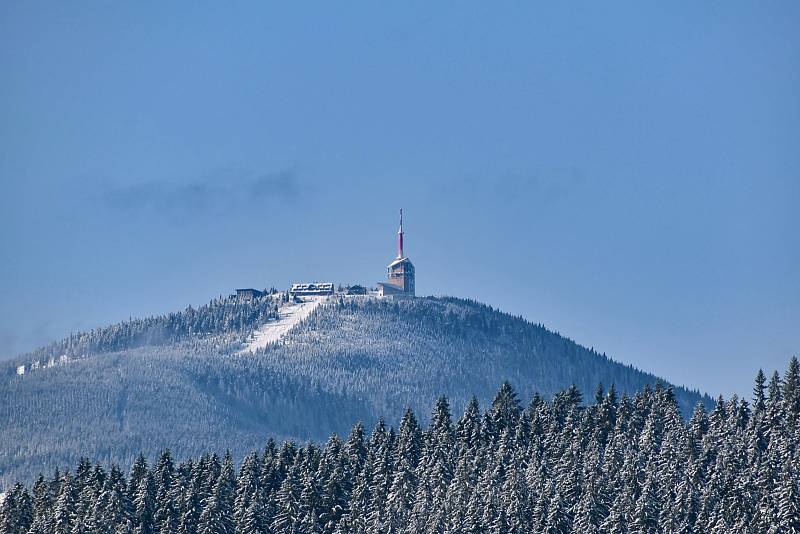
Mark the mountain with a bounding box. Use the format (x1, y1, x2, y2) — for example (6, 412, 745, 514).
(0, 293, 710, 487)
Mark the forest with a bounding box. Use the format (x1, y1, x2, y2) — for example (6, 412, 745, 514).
(2, 359, 798, 534)
(1, 296, 711, 487)
(16, 294, 281, 366)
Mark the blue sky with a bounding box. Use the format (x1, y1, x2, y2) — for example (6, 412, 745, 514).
(1, 2, 797, 398)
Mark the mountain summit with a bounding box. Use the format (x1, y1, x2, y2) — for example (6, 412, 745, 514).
(1, 293, 709, 486)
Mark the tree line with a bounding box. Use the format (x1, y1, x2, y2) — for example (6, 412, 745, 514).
(13, 294, 280, 370)
(2, 358, 799, 533)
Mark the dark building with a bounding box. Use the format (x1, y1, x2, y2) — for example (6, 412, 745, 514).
(345, 284, 368, 295)
(378, 209, 415, 297)
(235, 288, 264, 301)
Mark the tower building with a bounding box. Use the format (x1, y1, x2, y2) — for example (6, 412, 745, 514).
(377, 209, 415, 297)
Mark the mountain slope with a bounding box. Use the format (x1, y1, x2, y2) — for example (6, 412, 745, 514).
(0, 294, 710, 486)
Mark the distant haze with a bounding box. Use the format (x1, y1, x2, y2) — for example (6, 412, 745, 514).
(1, 2, 797, 399)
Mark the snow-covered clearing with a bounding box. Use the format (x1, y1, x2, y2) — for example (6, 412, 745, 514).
(238, 296, 327, 353)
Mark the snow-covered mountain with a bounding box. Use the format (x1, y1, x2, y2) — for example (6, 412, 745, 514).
(0, 293, 710, 486)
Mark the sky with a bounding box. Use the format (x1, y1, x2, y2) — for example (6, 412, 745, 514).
(1, 2, 798, 399)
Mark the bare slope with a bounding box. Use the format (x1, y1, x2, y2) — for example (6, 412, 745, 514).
(238, 296, 327, 353)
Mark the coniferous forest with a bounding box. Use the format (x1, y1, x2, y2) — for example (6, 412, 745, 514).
(2, 359, 799, 534)
(1, 296, 711, 486)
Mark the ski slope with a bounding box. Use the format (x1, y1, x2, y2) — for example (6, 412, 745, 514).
(238, 297, 326, 353)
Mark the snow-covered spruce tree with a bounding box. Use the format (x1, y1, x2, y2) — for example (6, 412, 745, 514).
(271, 459, 303, 534)
(754, 368, 768, 416)
(358, 418, 392, 534)
(0, 483, 32, 534)
(153, 449, 179, 534)
(197, 451, 236, 534)
(386, 409, 421, 533)
(315, 435, 349, 534)
(408, 396, 454, 534)
(127, 454, 149, 511)
(26, 474, 53, 534)
(133, 471, 156, 534)
(102, 465, 133, 534)
(299, 453, 323, 534)
(783, 356, 800, 419)
(233, 451, 262, 531)
(52, 471, 77, 534)
(239, 490, 268, 534)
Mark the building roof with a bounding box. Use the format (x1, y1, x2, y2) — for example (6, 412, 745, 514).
(388, 256, 413, 268)
(377, 281, 401, 290)
(290, 282, 334, 292)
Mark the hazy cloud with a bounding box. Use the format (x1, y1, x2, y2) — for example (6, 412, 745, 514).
(435, 167, 587, 207)
(493, 168, 586, 204)
(248, 170, 298, 199)
(0, 328, 18, 360)
(99, 169, 300, 221)
(0, 320, 62, 360)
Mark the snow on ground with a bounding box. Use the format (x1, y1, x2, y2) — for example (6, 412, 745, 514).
(238, 296, 327, 354)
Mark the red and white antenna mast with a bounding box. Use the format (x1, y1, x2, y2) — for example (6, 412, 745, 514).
(397, 208, 404, 258)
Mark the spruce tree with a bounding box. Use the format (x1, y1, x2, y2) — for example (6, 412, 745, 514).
(299, 464, 322, 534)
(783, 356, 800, 419)
(133, 472, 156, 534)
(128, 455, 149, 508)
(271, 461, 302, 534)
(387, 409, 421, 533)
(754, 369, 767, 415)
(490, 382, 522, 436)
(27, 474, 53, 534)
(543, 490, 569, 534)
(318, 435, 348, 534)
(234, 451, 262, 532)
(777, 470, 800, 533)
(630, 472, 659, 534)
(197, 473, 235, 534)
(239, 491, 267, 534)
(53, 471, 77, 534)
(103, 465, 133, 534)
(0, 483, 33, 534)
(456, 397, 482, 455)
(153, 449, 178, 534)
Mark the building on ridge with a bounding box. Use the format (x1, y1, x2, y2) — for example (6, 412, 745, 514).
(235, 288, 264, 301)
(345, 284, 368, 295)
(290, 282, 335, 298)
(377, 209, 415, 298)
